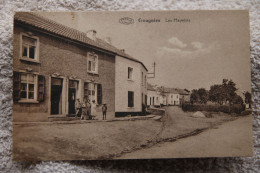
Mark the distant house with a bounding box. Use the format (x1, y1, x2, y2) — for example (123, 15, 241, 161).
(13, 12, 147, 121)
(147, 83, 161, 107)
(147, 84, 190, 107)
(165, 88, 180, 106)
(177, 89, 190, 104)
(158, 87, 180, 106)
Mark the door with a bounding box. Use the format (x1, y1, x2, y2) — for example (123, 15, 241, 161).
(51, 78, 63, 115)
(68, 88, 76, 115)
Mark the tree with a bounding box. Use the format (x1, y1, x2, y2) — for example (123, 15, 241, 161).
(209, 84, 225, 105)
(222, 79, 238, 114)
(190, 89, 199, 104)
(245, 91, 252, 109)
(190, 88, 208, 104)
(232, 94, 243, 105)
(197, 88, 208, 104)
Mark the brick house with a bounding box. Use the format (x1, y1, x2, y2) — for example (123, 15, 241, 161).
(13, 12, 147, 121)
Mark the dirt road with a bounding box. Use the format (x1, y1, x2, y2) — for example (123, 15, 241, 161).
(13, 107, 243, 161)
(117, 115, 253, 159)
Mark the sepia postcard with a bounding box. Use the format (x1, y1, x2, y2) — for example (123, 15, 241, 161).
(12, 10, 253, 161)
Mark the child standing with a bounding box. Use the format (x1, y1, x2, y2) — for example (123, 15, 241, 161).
(102, 104, 107, 120)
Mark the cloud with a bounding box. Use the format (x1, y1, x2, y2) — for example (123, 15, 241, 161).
(168, 37, 187, 48)
(157, 37, 217, 58)
(191, 42, 203, 49)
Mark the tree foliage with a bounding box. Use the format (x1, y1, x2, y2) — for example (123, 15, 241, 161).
(190, 88, 208, 104)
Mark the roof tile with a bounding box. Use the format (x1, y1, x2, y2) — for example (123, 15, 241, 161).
(14, 12, 147, 70)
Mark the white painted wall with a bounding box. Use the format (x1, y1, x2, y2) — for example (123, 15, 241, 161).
(160, 95, 167, 105)
(147, 90, 161, 106)
(115, 55, 147, 112)
(167, 93, 180, 105)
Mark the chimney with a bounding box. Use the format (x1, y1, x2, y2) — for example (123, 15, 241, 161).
(86, 30, 97, 41)
(104, 37, 112, 44)
(120, 49, 125, 53)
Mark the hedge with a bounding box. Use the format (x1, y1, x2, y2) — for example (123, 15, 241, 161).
(181, 103, 245, 114)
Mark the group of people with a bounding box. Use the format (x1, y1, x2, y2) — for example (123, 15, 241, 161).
(75, 97, 107, 120)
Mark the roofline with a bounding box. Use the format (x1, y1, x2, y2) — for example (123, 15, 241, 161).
(14, 18, 148, 71)
(116, 54, 148, 71)
(14, 20, 117, 56)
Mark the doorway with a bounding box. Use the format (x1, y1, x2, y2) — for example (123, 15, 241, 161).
(51, 78, 63, 115)
(68, 80, 78, 115)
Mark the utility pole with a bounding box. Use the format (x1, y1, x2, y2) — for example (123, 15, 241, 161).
(147, 61, 156, 79)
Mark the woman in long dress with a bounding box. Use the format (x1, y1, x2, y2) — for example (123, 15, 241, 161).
(91, 100, 97, 120)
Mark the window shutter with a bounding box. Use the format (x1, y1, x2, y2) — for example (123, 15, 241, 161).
(13, 72, 21, 101)
(84, 82, 89, 100)
(38, 75, 45, 102)
(97, 84, 102, 105)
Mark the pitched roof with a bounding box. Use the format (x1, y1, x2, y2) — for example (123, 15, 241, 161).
(158, 87, 179, 94)
(147, 83, 156, 91)
(155, 86, 190, 95)
(177, 89, 190, 95)
(14, 12, 147, 71)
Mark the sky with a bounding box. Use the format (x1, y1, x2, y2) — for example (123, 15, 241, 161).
(37, 11, 251, 94)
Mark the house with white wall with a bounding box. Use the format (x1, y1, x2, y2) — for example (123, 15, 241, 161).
(165, 88, 180, 106)
(147, 85, 189, 107)
(115, 50, 148, 117)
(157, 87, 179, 106)
(147, 83, 161, 107)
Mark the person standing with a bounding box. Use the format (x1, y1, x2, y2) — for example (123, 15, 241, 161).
(91, 100, 97, 120)
(86, 99, 91, 120)
(75, 99, 82, 118)
(81, 98, 87, 120)
(102, 104, 107, 120)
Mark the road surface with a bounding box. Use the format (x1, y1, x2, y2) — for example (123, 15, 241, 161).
(117, 115, 253, 159)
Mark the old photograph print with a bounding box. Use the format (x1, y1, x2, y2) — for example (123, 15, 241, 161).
(13, 11, 253, 161)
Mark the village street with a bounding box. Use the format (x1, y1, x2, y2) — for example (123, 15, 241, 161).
(117, 114, 253, 159)
(13, 107, 247, 161)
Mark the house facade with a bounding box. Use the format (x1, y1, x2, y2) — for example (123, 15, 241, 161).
(115, 54, 148, 116)
(13, 12, 147, 121)
(166, 90, 180, 106)
(178, 89, 190, 104)
(147, 84, 161, 107)
(147, 84, 189, 107)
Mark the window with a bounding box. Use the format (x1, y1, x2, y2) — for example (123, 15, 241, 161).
(97, 84, 102, 105)
(84, 82, 101, 104)
(141, 72, 143, 85)
(128, 67, 133, 80)
(88, 83, 96, 102)
(87, 52, 98, 73)
(13, 72, 45, 102)
(144, 75, 147, 88)
(84, 82, 89, 100)
(20, 73, 36, 100)
(21, 34, 39, 61)
(128, 91, 134, 107)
